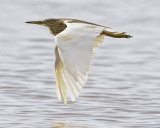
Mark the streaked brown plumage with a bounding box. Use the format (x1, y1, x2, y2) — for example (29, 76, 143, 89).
(26, 18, 132, 38)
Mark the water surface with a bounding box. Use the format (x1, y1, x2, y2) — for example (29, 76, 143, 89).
(0, 0, 160, 128)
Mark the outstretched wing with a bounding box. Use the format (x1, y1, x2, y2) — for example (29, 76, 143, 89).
(54, 20, 105, 105)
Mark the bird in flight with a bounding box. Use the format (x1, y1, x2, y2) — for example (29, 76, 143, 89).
(26, 18, 132, 105)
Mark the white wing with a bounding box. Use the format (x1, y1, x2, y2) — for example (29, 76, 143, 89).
(55, 21, 105, 105)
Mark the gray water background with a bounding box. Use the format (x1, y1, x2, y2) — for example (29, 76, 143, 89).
(0, 0, 160, 128)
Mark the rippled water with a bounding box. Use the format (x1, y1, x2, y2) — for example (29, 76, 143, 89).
(0, 0, 160, 128)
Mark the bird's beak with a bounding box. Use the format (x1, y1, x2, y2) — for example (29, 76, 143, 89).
(25, 21, 43, 25)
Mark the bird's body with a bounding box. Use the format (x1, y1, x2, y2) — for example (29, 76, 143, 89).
(26, 18, 132, 105)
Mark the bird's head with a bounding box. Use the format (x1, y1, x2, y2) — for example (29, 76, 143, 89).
(26, 19, 59, 27)
(26, 18, 67, 35)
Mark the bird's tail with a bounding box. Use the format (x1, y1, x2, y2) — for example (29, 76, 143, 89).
(102, 28, 132, 38)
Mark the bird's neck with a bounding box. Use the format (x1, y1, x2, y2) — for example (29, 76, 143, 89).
(49, 21, 67, 36)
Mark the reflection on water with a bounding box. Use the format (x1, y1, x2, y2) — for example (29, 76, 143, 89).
(0, 0, 160, 128)
(53, 122, 86, 128)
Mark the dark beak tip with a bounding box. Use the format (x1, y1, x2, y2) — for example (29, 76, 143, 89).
(25, 21, 42, 25)
(25, 21, 34, 24)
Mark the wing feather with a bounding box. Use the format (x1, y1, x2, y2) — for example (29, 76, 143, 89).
(93, 35, 104, 54)
(54, 21, 105, 104)
(54, 46, 67, 104)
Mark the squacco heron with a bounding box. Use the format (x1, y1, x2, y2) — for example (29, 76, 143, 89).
(26, 18, 132, 105)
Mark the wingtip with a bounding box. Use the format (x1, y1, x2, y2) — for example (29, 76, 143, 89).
(63, 100, 67, 106)
(121, 32, 133, 39)
(126, 35, 133, 39)
(102, 30, 133, 39)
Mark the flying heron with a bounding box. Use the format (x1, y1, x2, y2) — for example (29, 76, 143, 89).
(26, 18, 132, 105)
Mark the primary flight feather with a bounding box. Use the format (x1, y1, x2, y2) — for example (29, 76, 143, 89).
(26, 18, 132, 105)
